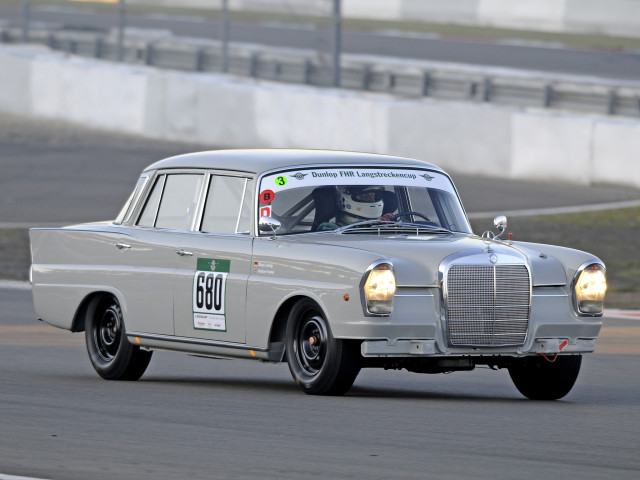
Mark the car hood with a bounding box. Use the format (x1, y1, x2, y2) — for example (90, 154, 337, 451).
(302, 233, 569, 286)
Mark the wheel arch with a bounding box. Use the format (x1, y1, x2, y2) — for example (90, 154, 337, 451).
(267, 294, 328, 362)
(71, 290, 127, 333)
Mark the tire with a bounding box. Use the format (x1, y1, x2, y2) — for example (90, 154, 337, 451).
(508, 355, 582, 400)
(85, 295, 152, 381)
(285, 299, 360, 395)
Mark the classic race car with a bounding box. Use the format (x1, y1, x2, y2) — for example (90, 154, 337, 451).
(30, 150, 607, 399)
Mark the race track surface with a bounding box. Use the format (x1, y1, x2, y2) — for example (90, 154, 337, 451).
(1, 288, 639, 480)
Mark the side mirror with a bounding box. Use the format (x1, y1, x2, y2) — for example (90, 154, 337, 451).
(259, 216, 281, 237)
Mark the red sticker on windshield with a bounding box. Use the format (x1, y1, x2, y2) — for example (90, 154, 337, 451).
(259, 190, 275, 204)
(260, 206, 271, 218)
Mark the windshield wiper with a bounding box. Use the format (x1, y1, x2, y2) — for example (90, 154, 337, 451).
(333, 219, 397, 234)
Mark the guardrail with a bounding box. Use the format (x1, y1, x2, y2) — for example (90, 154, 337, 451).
(2, 26, 639, 119)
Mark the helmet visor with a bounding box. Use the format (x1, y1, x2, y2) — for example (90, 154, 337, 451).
(351, 189, 383, 203)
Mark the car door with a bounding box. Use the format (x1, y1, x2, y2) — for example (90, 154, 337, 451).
(121, 171, 206, 336)
(173, 173, 253, 344)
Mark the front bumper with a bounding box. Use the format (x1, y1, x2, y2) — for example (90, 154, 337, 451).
(361, 337, 596, 357)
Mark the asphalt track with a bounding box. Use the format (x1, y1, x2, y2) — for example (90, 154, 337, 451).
(1, 286, 639, 480)
(2, 5, 640, 81)
(1, 113, 640, 227)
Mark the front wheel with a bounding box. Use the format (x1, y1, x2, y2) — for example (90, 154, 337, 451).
(285, 299, 360, 395)
(508, 355, 582, 400)
(85, 295, 152, 381)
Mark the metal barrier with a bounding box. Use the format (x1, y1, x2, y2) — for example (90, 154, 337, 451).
(1, 26, 639, 118)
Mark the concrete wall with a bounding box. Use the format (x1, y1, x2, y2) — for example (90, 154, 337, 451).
(129, 0, 640, 38)
(2, 44, 639, 188)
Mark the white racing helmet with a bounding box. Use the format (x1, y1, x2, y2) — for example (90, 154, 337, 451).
(338, 186, 384, 223)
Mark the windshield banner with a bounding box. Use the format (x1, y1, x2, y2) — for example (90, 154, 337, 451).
(261, 168, 455, 194)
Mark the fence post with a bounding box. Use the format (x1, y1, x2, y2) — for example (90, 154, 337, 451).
(482, 78, 492, 102)
(221, 0, 230, 72)
(362, 66, 372, 91)
(332, 0, 342, 88)
(422, 72, 431, 97)
(94, 37, 103, 58)
(304, 59, 313, 85)
(249, 52, 259, 77)
(607, 90, 616, 115)
(117, 0, 126, 62)
(144, 43, 153, 65)
(195, 48, 205, 71)
(543, 84, 553, 108)
(21, 0, 30, 43)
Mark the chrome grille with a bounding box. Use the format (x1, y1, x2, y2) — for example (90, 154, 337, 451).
(446, 264, 530, 346)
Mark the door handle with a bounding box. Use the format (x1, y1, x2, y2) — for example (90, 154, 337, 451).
(176, 249, 194, 256)
(115, 242, 131, 250)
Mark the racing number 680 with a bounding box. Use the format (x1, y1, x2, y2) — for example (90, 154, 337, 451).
(195, 272, 223, 311)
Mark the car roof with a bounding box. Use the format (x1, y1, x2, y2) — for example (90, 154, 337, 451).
(144, 149, 444, 175)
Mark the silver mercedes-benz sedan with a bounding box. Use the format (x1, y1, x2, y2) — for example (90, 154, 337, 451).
(30, 150, 607, 399)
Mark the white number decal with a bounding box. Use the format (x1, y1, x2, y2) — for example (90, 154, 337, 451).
(192, 270, 227, 331)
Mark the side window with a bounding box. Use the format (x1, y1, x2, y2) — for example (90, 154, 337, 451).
(117, 175, 149, 225)
(237, 180, 253, 234)
(137, 175, 166, 227)
(155, 174, 204, 230)
(200, 176, 248, 234)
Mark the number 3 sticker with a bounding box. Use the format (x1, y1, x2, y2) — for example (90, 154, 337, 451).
(275, 176, 287, 186)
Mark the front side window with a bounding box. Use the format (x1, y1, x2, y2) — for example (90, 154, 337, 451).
(257, 167, 470, 235)
(156, 174, 204, 230)
(200, 176, 249, 234)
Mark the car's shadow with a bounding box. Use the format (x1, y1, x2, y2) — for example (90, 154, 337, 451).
(132, 374, 535, 403)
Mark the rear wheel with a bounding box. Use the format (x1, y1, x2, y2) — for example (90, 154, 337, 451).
(85, 295, 152, 380)
(285, 299, 360, 395)
(508, 355, 582, 400)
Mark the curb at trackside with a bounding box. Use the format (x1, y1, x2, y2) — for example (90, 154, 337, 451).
(604, 309, 640, 320)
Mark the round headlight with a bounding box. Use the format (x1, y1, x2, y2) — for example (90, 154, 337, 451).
(362, 263, 396, 315)
(574, 263, 607, 315)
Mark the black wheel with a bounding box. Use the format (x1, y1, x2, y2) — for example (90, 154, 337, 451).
(85, 295, 152, 381)
(508, 355, 582, 400)
(285, 299, 360, 395)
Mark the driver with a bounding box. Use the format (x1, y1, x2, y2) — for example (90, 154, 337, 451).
(317, 186, 394, 231)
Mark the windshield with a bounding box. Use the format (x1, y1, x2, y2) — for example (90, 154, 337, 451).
(257, 166, 471, 235)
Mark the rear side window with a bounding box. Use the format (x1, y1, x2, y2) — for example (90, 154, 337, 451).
(114, 175, 149, 225)
(137, 175, 165, 227)
(137, 174, 204, 230)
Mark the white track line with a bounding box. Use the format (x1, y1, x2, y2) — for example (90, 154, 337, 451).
(467, 199, 640, 219)
(0, 222, 68, 228)
(0, 280, 31, 291)
(0, 474, 51, 480)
